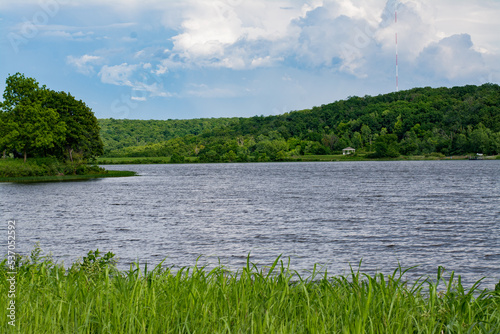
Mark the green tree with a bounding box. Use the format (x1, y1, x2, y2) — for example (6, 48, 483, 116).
(469, 124, 490, 154)
(170, 152, 185, 163)
(360, 124, 372, 147)
(224, 150, 237, 162)
(8, 101, 66, 162)
(1, 73, 104, 162)
(1, 74, 66, 162)
(322, 133, 339, 151)
(400, 131, 419, 155)
(352, 131, 362, 149)
(452, 133, 468, 154)
(370, 134, 400, 158)
(0, 110, 18, 158)
(43, 90, 103, 161)
(394, 114, 404, 138)
(1, 73, 41, 112)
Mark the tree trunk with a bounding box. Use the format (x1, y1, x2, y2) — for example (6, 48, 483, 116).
(68, 148, 73, 163)
(2, 150, 5, 159)
(23, 150, 27, 163)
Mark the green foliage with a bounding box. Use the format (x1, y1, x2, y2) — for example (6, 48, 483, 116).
(98, 118, 239, 153)
(70, 249, 117, 279)
(369, 134, 400, 158)
(42, 90, 104, 161)
(169, 152, 185, 163)
(99, 84, 500, 162)
(1, 247, 499, 333)
(0, 158, 105, 178)
(0, 73, 104, 162)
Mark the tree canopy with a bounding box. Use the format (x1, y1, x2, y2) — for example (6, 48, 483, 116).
(0, 73, 103, 162)
(99, 84, 500, 161)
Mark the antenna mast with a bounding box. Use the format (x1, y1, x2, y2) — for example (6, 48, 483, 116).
(395, 6, 399, 92)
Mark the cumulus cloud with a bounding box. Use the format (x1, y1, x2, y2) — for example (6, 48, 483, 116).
(98, 63, 139, 86)
(66, 54, 102, 75)
(53, 0, 498, 107)
(291, 3, 381, 75)
(166, 0, 303, 69)
(416, 34, 486, 81)
(51, 0, 498, 87)
(97, 62, 172, 100)
(132, 81, 171, 98)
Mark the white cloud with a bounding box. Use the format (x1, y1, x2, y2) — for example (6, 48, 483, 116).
(41, 30, 94, 41)
(154, 64, 168, 75)
(185, 83, 238, 98)
(416, 34, 486, 81)
(5, 0, 499, 118)
(132, 81, 171, 98)
(98, 63, 139, 86)
(131, 96, 147, 101)
(97, 62, 172, 100)
(166, 0, 304, 69)
(66, 54, 102, 75)
(434, 0, 500, 54)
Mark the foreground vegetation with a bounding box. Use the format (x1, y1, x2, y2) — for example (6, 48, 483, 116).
(99, 84, 500, 162)
(1, 248, 499, 333)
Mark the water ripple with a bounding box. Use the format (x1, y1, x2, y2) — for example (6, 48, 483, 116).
(1, 160, 499, 289)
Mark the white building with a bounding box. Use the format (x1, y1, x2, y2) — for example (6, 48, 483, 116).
(342, 147, 356, 155)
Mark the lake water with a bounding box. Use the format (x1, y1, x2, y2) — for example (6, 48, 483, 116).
(1, 161, 499, 288)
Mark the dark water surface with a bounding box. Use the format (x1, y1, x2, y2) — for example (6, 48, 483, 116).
(2, 161, 499, 288)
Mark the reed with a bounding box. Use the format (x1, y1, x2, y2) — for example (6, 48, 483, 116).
(1, 247, 499, 333)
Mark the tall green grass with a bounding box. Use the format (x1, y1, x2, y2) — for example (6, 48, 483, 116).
(1, 247, 499, 333)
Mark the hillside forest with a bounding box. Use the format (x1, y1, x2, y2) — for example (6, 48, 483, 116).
(99, 83, 500, 162)
(1, 72, 498, 164)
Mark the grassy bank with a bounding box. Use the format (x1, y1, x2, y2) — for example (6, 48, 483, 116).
(0, 170, 136, 183)
(1, 248, 499, 333)
(0, 158, 136, 182)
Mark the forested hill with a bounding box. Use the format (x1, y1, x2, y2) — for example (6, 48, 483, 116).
(99, 118, 239, 152)
(99, 84, 500, 161)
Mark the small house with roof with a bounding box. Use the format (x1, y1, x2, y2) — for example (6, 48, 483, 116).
(342, 147, 356, 155)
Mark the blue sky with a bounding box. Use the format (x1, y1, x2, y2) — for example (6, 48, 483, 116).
(1, 0, 499, 120)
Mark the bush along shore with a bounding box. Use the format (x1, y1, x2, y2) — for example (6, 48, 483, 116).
(1, 247, 499, 333)
(0, 158, 136, 182)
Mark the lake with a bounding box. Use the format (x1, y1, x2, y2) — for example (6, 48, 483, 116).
(1, 160, 499, 288)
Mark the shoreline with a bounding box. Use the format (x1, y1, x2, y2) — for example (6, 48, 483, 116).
(97, 154, 499, 165)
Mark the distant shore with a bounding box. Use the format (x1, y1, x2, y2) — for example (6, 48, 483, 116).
(97, 154, 500, 165)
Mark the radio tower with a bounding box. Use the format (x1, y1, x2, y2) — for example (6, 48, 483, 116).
(395, 5, 399, 92)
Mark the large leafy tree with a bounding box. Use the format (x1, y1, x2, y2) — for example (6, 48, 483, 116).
(42, 90, 104, 161)
(8, 101, 66, 162)
(1, 72, 41, 112)
(1, 73, 66, 161)
(0, 73, 103, 161)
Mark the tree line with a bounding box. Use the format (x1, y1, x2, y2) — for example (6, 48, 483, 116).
(0, 73, 103, 162)
(101, 83, 500, 161)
